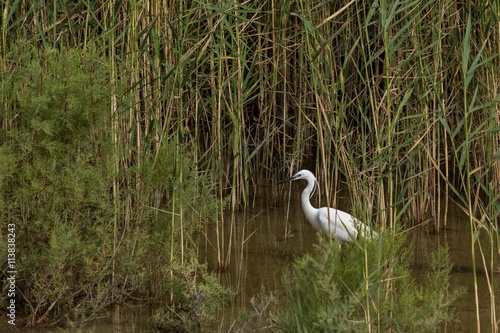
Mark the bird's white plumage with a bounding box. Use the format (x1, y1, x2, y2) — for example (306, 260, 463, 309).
(279, 169, 376, 244)
(316, 207, 358, 243)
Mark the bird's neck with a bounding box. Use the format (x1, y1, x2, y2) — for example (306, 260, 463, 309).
(301, 179, 316, 215)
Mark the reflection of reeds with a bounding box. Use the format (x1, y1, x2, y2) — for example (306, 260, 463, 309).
(2, 0, 499, 329)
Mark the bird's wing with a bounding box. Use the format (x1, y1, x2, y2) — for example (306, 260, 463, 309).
(349, 215, 377, 239)
(318, 208, 358, 243)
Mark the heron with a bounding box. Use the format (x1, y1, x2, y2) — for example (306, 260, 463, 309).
(279, 169, 377, 244)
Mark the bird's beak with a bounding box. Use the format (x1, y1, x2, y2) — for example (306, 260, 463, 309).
(278, 174, 299, 185)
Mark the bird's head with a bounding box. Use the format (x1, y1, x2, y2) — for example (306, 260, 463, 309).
(278, 169, 316, 184)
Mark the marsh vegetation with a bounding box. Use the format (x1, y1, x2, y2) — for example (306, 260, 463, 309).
(1, 0, 499, 331)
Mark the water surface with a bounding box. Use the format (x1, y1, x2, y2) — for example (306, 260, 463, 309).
(4, 185, 497, 332)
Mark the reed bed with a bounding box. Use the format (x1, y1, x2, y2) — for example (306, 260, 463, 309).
(1, 0, 499, 330)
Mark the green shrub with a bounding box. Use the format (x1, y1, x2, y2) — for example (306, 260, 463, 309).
(278, 233, 464, 332)
(0, 43, 227, 325)
(152, 258, 231, 333)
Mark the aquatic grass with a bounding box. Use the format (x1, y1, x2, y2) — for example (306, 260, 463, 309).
(443, 8, 500, 330)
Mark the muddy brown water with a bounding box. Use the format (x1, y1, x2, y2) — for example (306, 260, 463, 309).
(4, 185, 498, 332)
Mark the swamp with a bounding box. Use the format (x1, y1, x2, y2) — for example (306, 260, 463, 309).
(1, 0, 499, 332)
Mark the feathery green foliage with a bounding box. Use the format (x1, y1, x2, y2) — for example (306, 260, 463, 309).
(0, 45, 227, 327)
(278, 234, 464, 332)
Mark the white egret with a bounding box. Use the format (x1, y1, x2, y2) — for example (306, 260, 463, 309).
(279, 169, 377, 244)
